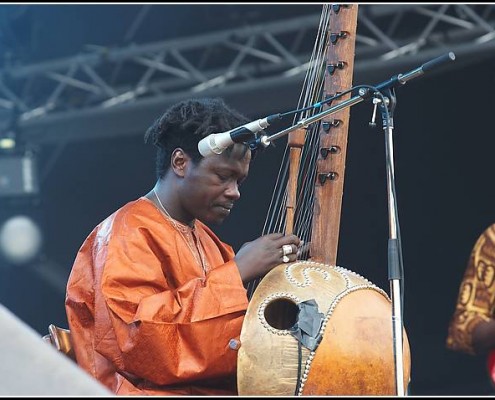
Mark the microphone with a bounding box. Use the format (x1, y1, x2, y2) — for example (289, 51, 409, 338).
(198, 114, 280, 157)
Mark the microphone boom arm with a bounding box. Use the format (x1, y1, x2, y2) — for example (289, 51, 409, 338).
(259, 52, 456, 147)
(262, 95, 364, 145)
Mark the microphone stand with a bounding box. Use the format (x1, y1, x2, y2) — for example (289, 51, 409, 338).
(257, 52, 456, 397)
(377, 86, 407, 396)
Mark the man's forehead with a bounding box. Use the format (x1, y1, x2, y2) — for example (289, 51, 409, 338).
(201, 148, 251, 169)
(203, 144, 250, 162)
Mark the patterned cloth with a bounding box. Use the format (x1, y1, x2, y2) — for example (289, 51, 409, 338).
(446, 224, 495, 355)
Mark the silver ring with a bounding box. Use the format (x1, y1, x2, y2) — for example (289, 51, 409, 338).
(282, 244, 293, 256)
(282, 255, 290, 263)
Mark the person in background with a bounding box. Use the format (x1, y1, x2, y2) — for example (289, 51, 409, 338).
(65, 98, 301, 395)
(446, 224, 495, 385)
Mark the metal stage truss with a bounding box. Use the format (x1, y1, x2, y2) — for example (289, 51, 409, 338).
(0, 4, 494, 144)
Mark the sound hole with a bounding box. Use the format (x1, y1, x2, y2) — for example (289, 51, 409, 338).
(264, 298, 299, 330)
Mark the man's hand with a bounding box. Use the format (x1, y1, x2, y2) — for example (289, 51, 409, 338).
(235, 233, 302, 283)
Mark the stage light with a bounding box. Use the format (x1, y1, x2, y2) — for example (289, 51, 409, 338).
(0, 107, 19, 150)
(0, 215, 43, 266)
(0, 129, 16, 150)
(0, 150, 39, 197)
(0, 138, 15, 150)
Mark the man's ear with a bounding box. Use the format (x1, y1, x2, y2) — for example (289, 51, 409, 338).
(170, 148, 191, 177)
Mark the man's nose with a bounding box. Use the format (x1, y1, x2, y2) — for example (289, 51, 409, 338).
(225, 181, 240, 200)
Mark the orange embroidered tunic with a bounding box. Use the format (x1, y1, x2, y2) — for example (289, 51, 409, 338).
(65, 197, 249, 395)
(447, 224, 495, 355)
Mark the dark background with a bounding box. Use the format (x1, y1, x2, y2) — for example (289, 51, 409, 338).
(0, 4, 494, 396)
